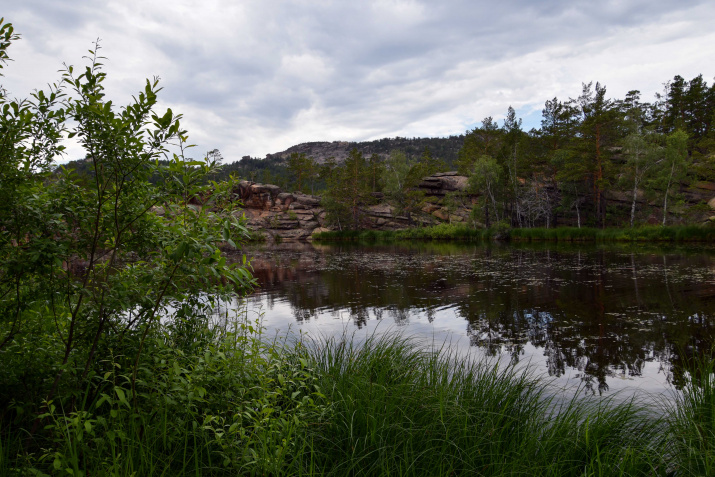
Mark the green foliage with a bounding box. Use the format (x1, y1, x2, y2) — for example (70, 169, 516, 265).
(322, 148, 373, 230)
(456, 116, 501, 174)
(621, 130, 660, 226)
(313, 224, 715, 244)
(4, 314, 327, 476)
(367, 152, 384, 193)
(468, 154, 502, 227)
(509, 225, 715, 242)
(286, 152, 318, 194)
(0, 21, 260, 473)
(299, 334, 669, 476)
(656, 129, 691, 225)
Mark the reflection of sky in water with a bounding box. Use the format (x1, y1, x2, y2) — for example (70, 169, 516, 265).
(244, 291, 674, 401)
(234, 242, 715, 400)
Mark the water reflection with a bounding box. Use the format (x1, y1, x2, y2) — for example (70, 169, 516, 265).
(232, 241, 715, 395)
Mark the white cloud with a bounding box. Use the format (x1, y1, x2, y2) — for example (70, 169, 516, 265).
(2, 0, 714, 162)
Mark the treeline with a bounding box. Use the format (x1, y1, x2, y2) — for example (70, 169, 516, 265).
(283, 76, 715, 229)
(452, 78, 715, 229)
(61, 74, 715, 229)
(202, 135, 465, 188)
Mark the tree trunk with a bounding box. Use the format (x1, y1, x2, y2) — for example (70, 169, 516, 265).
(596, 125, 604, 228)
(663, 161, 675, 226)
(630, 181, 638, 228)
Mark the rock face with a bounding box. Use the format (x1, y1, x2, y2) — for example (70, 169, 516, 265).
(265, 141, 355, 165)
(233, 173, 477, 241)
(232, 173, 715, 241)
(417, 172, 469, 196)
(235, 181, 325, 241)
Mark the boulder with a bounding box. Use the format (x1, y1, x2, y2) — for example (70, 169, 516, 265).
(276, 192, 295, 209)
(250, 183, 281, 196)
(418, 172, 469, 196)
(693, 181, 715, 192)
(151, 206, 166, 216)
(432, 208, 450, 221)
(366, 203, 395, 218)
(294, 193, 321, 207)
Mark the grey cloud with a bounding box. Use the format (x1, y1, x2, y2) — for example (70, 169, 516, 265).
(2, 0, 714, 160)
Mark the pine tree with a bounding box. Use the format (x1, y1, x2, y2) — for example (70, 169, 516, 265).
(324, 148, 371, 229)
(456, 117, 502, 174)
(574, 82, 621, 227)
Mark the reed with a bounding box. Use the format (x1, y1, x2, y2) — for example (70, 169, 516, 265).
(296, 334, 669, 476)
(5, 329, 715, 476)
(667, 353, 715, 475)
(314, 224, 715, 243)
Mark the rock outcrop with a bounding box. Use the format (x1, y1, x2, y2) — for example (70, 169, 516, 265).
(417, 172, 469, 196)
(232, 173, 715, 242)
(265, 141, 355, 165)
(233, 173, 478, 241)
(235, 181, 325, 241)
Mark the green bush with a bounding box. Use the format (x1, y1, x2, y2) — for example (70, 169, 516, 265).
(0, 20, 260, 475)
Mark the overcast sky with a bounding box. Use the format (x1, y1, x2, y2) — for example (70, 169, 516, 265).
(3, 0, 714, 162)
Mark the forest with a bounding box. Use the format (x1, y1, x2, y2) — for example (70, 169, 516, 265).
(64, 74, 715, 230)
(302, 77, 715, 230)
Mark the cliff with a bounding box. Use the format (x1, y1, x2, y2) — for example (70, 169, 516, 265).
(233, 174, 715, 242)
(233, 173, 475, 241)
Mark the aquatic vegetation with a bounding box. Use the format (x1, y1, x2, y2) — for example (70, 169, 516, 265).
(314, 224, 715, 243)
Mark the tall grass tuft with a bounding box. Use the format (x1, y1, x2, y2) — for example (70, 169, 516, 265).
(297, 334, 668, 476)
(668, 353, 715, 475)
(6, 326, 715, 475)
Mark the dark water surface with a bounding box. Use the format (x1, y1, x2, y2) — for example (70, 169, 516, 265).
(232, 241, 715, 397)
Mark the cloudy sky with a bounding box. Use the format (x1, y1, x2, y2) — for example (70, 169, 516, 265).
(3, 0, 714, 162)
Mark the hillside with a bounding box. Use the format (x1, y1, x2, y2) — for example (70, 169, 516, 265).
(264, 135, 465, 165)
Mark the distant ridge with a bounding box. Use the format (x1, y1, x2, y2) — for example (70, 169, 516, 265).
(263, 135, 465, 165)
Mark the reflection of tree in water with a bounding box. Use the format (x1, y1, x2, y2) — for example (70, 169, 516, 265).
(460, 249, 715, 393)
(244, 244, 715, 391)
(389, 306, 411, 325)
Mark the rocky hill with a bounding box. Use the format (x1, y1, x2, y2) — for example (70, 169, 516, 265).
(264, 135, 465, 165)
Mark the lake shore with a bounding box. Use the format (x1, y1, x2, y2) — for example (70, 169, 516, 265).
(312, 223, 715, 243)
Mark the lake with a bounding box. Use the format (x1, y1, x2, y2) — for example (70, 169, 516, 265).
(231, 241, 715, 398)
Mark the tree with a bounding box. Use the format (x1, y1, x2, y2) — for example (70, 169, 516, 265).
(500, 106, 525, 226)
(658, 130, 690, 225)
(418, 146, 447, 176)
(574, 82, 621, 228)
(468, 155, 502, 227)
(287, 152, 309, 192)
(367, 153, 383, 192)
(383, 149, 437, 225)
(0, 26, 254, 424)
(622, 131, 659, 227)
(541, 97, 579, 152)
(323, 148, 372, 229)
(456, 117, 502, 174)
(383, 150, 413, 221)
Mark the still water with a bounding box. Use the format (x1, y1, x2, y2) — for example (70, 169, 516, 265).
(232, 241, 715, 397)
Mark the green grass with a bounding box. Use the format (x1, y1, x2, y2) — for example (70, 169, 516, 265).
(511, 224, 715, 242)
(667, 353, 715, 475)
(4, 329, 715, 475)
(312, 223, 491, 242)
(296, 334, 669, 476)
(313, 224, 715, 243)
